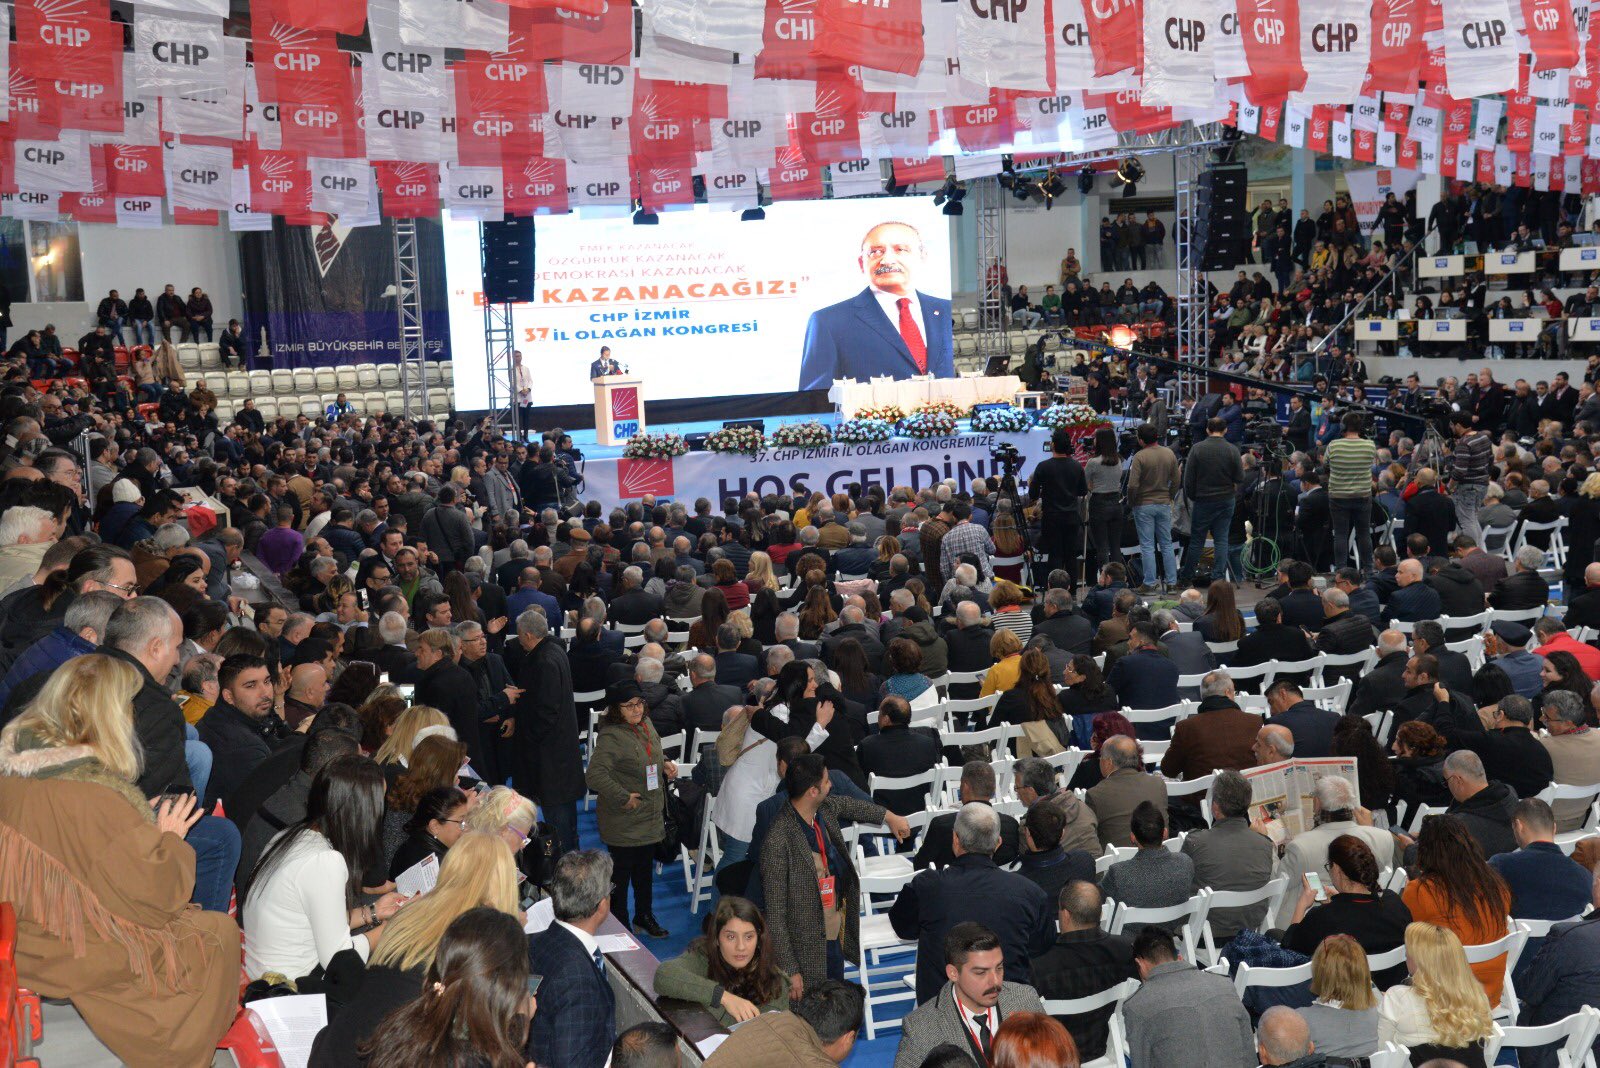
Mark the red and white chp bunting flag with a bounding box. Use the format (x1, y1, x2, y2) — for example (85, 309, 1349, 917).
(1443, 0, 1520, 96)
(1292, 0, 1371, 104)
(958, 0, 1052, 89)
(1141, 0, 1217, 106)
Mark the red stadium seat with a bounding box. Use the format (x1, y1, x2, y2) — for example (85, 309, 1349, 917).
(0, 902, 42, 1068)
(216, 1007, 284, 1068)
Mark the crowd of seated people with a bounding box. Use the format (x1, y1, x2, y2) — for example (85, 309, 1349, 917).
(8, 327, 1600, 1068)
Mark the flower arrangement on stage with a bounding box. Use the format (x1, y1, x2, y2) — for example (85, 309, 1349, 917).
(853, 403, 906, 424)
(705, 425, 767, 455)
(968, 406, 1034, 433)
(902, 410, 959, 438)
(914, 400, 966, 421)
(833, 418, 895, 444)
(623, 432, 689, 459)
(1036, 403, 1107, 430)
(769, 421, 833, 450)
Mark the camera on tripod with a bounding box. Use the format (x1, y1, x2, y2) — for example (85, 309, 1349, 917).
(991, 442, 1025, 481)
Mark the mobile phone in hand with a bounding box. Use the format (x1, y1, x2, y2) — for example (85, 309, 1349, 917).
(527, 974, 544, 998)
(1304, 871, 1327, 902)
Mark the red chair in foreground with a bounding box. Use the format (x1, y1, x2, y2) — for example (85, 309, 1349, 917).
(215, 1007, 284, 1068)
(0, 902, 41, 1068)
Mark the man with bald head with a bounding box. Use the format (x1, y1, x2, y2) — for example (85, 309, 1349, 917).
(283, 662, 327, 730)
(797, 220, 955, 390)
(822, 603, 886, 673)
(682, 652, 742, 742)
(1086, 735, 1167, 850)
(1349, 629, 1411, 721)
(1253, 724, 1295, 767)
(1255, 1007, 1317, 1067)
(1387, 558, 1442, 624)
(1564, 562, 1600, 631)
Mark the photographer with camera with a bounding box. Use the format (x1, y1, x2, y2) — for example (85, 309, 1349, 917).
(1028, 429, 1089, 588)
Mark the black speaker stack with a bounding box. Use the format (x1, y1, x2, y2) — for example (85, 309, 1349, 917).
(482, 215, 537, 305)
(1194, 164, 1249, 271)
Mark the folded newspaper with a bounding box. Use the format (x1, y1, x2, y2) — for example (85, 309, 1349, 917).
(1239, 757, 1360, 846)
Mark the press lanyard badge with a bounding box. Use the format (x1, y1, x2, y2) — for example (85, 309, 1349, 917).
(645, 763, 660, 791)
(636, 724, 658, 791)
(813, 819, 837, 910)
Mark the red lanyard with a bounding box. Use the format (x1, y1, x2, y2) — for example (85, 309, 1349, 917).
(959, 1003, 995, 1064)
(631, 723, 652, 760)
(812, 817, 829, 878)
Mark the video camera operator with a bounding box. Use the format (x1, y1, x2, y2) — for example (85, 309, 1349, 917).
(1027, 428, 1088, 587)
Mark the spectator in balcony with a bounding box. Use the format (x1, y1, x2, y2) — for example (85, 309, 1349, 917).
(186, 286, 214, 342)
(156, 283, 189, 342)
(94, 288, 127, 345)
(219, 318, 246, 369)
(124, 287, 154, 347)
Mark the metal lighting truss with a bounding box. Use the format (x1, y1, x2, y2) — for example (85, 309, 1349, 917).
(391, 218, 430, 417)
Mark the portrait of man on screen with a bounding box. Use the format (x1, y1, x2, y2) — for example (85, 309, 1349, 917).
(796, 220, 955, 391)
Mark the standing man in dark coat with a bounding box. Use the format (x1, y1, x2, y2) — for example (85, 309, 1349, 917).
(1028, 428, 1089, 585)
(510, 609, 585, 855)
(413, 628, 483, 771)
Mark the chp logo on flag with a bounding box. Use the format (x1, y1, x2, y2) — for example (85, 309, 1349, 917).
(611, 386, 639, 421)
(617, 457, 675, 498)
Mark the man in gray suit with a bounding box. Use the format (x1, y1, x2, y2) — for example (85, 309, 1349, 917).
(1180, 770, 1276, 945)
(1273, 775, 1398, 927)
(1086, 736, 1168, 851)
(1154, 609, 1217, 698)
(1122, 927, 1255, 1068)
(893, 922, 1047, 1068)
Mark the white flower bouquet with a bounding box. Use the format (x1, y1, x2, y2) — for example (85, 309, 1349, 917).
(902, 410, 959, 438)
(968, 406, 1034, 433)
(623, 432, 689, 458)
(705, 425, 767, 455)
(833, 418, 895, 444)
(1036, 403, 1106, 430)
(770, 421, 833, 449)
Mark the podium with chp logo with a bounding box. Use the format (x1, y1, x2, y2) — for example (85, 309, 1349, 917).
(595, 375, 646, 446)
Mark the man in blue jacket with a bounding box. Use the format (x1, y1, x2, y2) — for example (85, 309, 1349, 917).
(1517, 868, 1600, 1068)
(798, 221, 954, 390)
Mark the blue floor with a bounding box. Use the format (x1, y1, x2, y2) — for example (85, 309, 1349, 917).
(574, 804, 911, 1066)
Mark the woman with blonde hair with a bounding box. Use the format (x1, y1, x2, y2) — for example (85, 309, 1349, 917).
(311, 831, 523, 1064)
(0, 654, 241, 1068)
(1565, 470, 1600, 590)
(745, 550, 781, 644)
(869, 535, 901, 582)
(373, 704, 451, 779)
(1378, 922, 1494, 1066)
(1301, 934, 1381, 1059)
(979, 628, 1025, 697)
(467, 784, 538, 847)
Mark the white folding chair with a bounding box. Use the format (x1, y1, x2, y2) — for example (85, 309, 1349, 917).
(1040, 978, 1141, 1068)
(1108, 893, 1212, 963)
(1484, 1006, 1600, 1068)
(853, 872, 918, 1039)
(1446, 634, 1487, 670)
(1095, 846, 1135, 875)
(1462, 925, 1529, 1021)
(1314, 649, 1377, 686)
(683, 783, 718, 912)
(937, 667, 989, 696)
(1121, 701, 1194, 740)
(945, 693, 1001, 729)
(1162, 773, 1215, 822)
(1535, 784, 1600, 849)
(1231, 958, 1313, 1002)
(1224, 661, 1273, 693)
(1206, 640, 1240, 657)
(1516, 913, 1588, 938)
(941, 723, 1018, 762)
(1367, 1044, 1412, 1068)
(868, 768, 941, 815)
(1202, 876, 1291, 965)
(1302, 680, 1353, 712)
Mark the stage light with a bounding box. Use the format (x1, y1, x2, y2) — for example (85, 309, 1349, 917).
(740, 207, 766, 222)
(1038, 171, 1065, 210)
(1106, 325, 1137, 350)
(633, 209, 659, 226)
(1076, 167, 1094, 195)
(1114, 156, 1144, 197)
(935, 176, 966, 215)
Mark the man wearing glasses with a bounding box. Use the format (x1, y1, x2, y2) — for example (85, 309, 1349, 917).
(457, 620, 520, 786)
